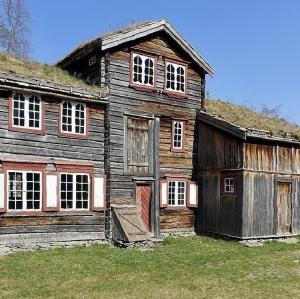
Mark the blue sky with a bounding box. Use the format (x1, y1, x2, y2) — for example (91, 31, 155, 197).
(28, 0, 300, 124)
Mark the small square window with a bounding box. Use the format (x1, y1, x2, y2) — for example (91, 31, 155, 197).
(224, 178, 235, 193)
(89, 56, 96, 66)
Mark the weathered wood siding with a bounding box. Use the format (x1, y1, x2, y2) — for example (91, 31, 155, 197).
(198, 170, 243, 237)
(108, 33, 204, 230)
(197, 122, 244, 236)
(242, 140, 300, 237)
(198, 122, 243, 170)
(0, 90, 107, 236)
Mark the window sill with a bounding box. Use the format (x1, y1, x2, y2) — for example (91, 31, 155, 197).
(8, 126, 45, 135)
(1, 210, 102, 217)
(57, 131, 89, 140)
(164, 206, 189, 211)
(163, 91, 188, 99)
(129, 83, 157, 93)
(170, 147, 185, 153)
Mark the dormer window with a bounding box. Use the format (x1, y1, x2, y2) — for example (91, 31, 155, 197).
(165, 61, 187, 94)
(130, 53, 156, 89)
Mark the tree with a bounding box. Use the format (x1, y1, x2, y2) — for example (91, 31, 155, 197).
(260, 103, 284, 120)
(0, 0, 31, 57)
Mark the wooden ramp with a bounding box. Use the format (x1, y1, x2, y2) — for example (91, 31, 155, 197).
(112, 206, 149, 242)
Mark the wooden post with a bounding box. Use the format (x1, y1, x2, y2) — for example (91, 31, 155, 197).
(153, 116, 160, 238)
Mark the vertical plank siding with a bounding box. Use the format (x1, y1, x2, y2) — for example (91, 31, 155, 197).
(242, 142, 300, 237)
(197, 122, 300, 238)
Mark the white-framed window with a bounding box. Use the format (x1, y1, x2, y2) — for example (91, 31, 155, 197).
(172, 120, 184, 150)
(7, 171, 41, 211)
(168, 180, 186, 206)
(89, 56, 96, 66)
(12, 92, 41, 129)
(224, 178, 235, 193)
(61, 101, 86, 135)
(166, 62, 186, 93)
(60, 173, 90, 210)
(132, 53, 155, 86)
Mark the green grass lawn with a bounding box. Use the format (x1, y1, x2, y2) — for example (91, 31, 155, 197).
(0, 237, 299, 299)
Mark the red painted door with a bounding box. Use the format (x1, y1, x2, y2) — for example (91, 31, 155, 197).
(136, 185, 151, 231)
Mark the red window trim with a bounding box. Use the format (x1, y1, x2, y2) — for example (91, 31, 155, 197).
(0, 162, 106, 215)
(163, 58, 188, 98)
(1, 162, 46, 215)
(57, 101, 90, 139)
(8, 92, 46, 135)
(129, 50, 158, 92)
(171, 119, 186, 153)
(221, 175, 237, 195)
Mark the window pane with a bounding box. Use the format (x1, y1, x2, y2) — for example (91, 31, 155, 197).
(75, 174, 89, 209)
(177, 181, 186, 206)
(28, 96, 41, 128)
(75, 103, 85, 134)
(26, 172, 40, 210)
(144, 58, 154, 86)
(176, 66, 185, 92)
(166, 64, 175, 90)
(133, 55, 143, 84)
(168, 181, 176, 205)
(61, 174, 73, 209)
(8, 172, 23, 210)
(173, 121, 183, 149)
(12, 93, 25, 127)
(62, 102, 72, 132)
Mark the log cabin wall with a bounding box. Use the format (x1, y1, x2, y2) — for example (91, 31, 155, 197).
(0, 90, 107, 239)
(197, 121, 244, 237)
(107, 32, 205, 232)
(242, 140, 300, 237)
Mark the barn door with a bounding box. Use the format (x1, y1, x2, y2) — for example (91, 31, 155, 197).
(276, 182, 292, 235)
(136, 184, 151, 231)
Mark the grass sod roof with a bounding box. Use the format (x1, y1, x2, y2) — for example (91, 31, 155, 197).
(0, 52, 104, 95)
(205, 99, 300, 140)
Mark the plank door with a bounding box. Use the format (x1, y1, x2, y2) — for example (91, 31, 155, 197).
(136, 185, 151, 231)
(127, 117, 150, 174)
(276, 182, 292, 235)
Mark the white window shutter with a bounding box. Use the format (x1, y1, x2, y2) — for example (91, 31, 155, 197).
(44, 174, 59, 211)
(0, 173, 5, 212)
(187, 181, 198, 208)
(160, 180, 168, 208)
(92, 176, 106, 211)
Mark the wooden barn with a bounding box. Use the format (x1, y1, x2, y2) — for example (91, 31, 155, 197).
(0, 19, 299, 249)
(197, 100, 300, 239)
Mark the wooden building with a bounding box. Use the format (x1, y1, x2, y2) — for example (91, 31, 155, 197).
(197, 100, 300, 239)
(0, 54, 109, 245)
(0, 20, 299, 247)
(58, 19, 213, 239)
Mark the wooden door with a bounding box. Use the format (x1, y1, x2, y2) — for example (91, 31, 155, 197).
(126, 117, 150, 174)
(136, 185, 151, 231)
(276, 182, 292, 235)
